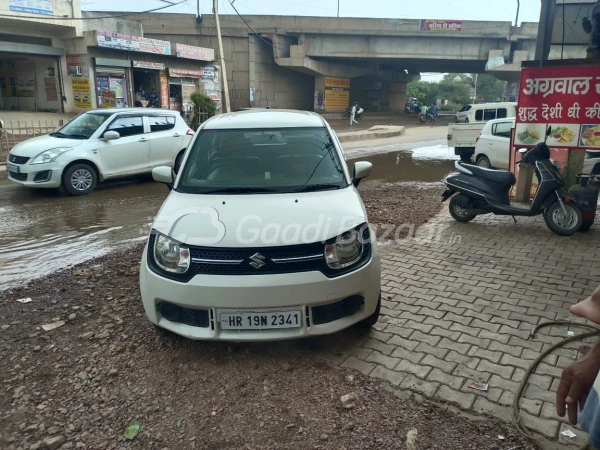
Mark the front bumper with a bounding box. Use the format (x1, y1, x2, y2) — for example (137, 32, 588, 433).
(7, 161, 64, 188)
(139, 245, 381, 341)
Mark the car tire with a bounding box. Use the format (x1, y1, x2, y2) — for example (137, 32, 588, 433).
(465, 118, 469, 123)
(356, 295, 381, 328)
(174, 151, 185, 174)
(580, 220, 594, 232)
(476, 155, 492, 169)
(449, 196, 477, 222)
(62, 163, 97, 196)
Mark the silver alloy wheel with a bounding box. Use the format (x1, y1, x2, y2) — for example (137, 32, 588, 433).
(551, 205, 579, 231)
(477, 158, 491, 168)
(71, 168, 93, 191)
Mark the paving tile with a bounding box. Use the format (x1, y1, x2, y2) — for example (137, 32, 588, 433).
(427, 368, 465, 390)
(365, 351, 401, 370)
(400, 374, 439, 397)
(436, 385, 476, 410)
(370, 365, 405, 386)
(341, 356, 376, 376)
(421, 354, 457, 373)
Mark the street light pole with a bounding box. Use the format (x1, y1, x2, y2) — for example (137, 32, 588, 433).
(214, 0, 231, 113)
(337, 0, 340, 17)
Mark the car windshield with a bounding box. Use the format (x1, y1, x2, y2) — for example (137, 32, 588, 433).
(177, 127, 348, 194)
(51, 112, 113, 139)
(459, 105, 472, 112)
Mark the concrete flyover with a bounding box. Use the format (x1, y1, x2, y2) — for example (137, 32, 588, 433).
(109, 12, 541, 112)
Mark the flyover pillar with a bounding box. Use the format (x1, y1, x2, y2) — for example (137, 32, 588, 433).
(313, 74, 351, 113)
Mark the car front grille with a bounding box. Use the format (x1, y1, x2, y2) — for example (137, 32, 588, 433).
(178, 306, 210, 328)
(9, 154, 30, 164)
(9, 171, 27, 181)
(147, 226, 372, 282)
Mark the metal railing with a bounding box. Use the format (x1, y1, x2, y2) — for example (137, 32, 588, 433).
(0, 120, 62, 164)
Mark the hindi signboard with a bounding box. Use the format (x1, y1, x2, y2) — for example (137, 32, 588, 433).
(419, 19, 463, 32)
(66, 54, 89, 77)
(96, 31, 171, 56)
(72, 79, 92, 109)
(133, 61, 165, 70)
(101, 90, 116, 109)
(175, 43, 215, 61)
(324, 77, 350, 112)
(9, 0, 52, 15)
(515, 65, 600, 150)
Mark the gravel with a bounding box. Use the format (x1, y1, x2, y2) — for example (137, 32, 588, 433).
(0, 183, 533, 450)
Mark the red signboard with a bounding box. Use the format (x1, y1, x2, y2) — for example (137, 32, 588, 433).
(419, 19, 463, 32)
(159, 72, 169, 109)
(515, 65, 600, 149)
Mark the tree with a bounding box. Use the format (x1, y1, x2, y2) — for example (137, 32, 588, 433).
(442, 73, 506, 103)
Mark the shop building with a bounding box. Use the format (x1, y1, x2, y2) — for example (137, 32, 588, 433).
(0, 0, 84, 114)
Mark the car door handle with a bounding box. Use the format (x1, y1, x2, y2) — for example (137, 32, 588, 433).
(139, 138, 148, 142)
(173, 133, 181, 137)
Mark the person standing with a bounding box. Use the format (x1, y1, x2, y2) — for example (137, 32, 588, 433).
(350, 102, 359, 126)
(149, 88, 159, 107)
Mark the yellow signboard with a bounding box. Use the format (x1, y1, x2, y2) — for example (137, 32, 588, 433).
(72, 78, 92, 109)
(325, 77, 351, 89)
(324, 77, 350, 112)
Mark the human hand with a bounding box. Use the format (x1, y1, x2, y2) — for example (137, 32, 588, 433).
(557, 349, 600, 425)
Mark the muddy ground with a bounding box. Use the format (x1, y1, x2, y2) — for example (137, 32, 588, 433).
(0, 183, 533, 450)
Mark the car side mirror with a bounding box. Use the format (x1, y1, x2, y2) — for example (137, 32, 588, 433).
(152, 166, 174, 190)
(352, 161, 373, 187)
(103, 131, 120, 141)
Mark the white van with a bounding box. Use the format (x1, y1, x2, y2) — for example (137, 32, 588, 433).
(455, 102, 517, 124)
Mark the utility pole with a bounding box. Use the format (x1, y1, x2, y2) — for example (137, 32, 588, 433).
(515, 0, 520, 26)
(214, 0, 231, 113)
(337, 0, 339, 17)
(534, 0, 557, 65)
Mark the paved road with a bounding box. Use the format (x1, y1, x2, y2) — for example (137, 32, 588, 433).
(317, 209, 600, 447)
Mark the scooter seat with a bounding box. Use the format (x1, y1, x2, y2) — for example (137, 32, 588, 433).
(460, 163, 517, 186)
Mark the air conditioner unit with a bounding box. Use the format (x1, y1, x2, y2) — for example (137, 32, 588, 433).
(75, 66, 83, 75)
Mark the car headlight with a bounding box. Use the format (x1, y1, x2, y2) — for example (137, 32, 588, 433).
(585, 152, 590, 160)
(153, 233, 190, 273)
(325, 228, 364, 269)
(30, 148, 72, 165)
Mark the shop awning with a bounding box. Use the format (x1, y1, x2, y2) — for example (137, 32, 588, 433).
(0, 42, 64, 56)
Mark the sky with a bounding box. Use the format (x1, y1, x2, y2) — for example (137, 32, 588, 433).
(82, 0, 542, 23)
(81, 0, 543, 82)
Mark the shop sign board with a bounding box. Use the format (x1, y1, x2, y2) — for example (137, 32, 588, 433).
(133, 61, 165, 70)
(72, 79, 92, 109)
(419, 19, 463, 32)
(486, 55, 505, 70)
(510, 64, 600, 197)
(96, 31, 171, 56)
(175, 43, 215, 62)
(324, 77, 350, 112)
(9, 0, 52, 15)
(66, 54, 89, 77)
(101, 89, 116, 108)
(159, 72, 169, 109)
(169, 68, 204, 78)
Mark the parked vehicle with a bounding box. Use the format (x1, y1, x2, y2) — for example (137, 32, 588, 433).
(448, 103, 517, 162)
(455, 102, 517, 124)
(473, 117, 515, 169)
(585, 150, 600, 175)
(341, 106, 364, 120)
(6, 108, 194, 195)
(141, 109, 381, 341)
(419, 111, 436, 124)
(442, 142, 583, 236)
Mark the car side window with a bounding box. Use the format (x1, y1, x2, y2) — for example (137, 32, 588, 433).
(475, 109, 483, 121)
(149, 115, 176, 133)
(106, 116, 144, 138)
(492, 122, 513, 138)
(483, 109, 497, 121)
(497, 108, 508, 119)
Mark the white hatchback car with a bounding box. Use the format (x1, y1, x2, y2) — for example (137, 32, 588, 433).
(140, 109, 381, 341)
(6, 108, 193, 195)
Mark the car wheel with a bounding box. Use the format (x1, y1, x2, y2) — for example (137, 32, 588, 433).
(465, 118, 469, 124)
(62, 163, 97, 196)
(476, 155, 492, 169)
(356, 295, 381, 328)
(174, 151, 185, 174)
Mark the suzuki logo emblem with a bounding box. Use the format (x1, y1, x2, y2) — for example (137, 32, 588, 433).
(249, 252, 266, 269)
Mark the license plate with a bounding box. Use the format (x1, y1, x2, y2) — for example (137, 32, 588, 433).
(219, 311, 302, 330)
(6, 163, 19, 173)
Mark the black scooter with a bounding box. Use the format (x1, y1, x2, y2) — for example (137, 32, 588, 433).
(441, 142, 583, 236)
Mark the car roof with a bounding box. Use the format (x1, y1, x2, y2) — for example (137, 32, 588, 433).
(486, 117, 516, 125)
(202, 109, 326, 130)
(85, 108, 180, 115)
(464, 102, 517, 108)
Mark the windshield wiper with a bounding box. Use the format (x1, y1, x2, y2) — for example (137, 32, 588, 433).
(201, 187, 277, 194)
(50, 132, 88, 139)
(292, 184, 342, 193)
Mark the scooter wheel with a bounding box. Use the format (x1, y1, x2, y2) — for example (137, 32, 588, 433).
(543, 201, 583, 236)
(449, 196, 477, 222)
